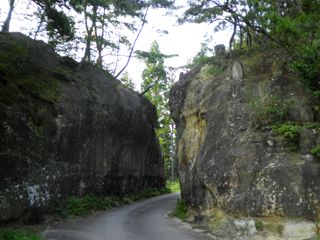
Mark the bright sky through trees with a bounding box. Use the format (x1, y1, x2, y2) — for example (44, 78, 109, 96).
(0, 0, 231, 90)
(126, 4, 231, 88)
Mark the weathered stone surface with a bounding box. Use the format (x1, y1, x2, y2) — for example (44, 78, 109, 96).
(0, 33, 164, 221)
(214, 44, 226, 57)
(170, 48, 320, 237)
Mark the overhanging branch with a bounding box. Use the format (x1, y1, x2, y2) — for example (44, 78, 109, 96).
(115, 7, 149, 79)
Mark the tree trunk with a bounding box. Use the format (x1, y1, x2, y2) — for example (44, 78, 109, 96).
(2, 0, 15, 32)
(34, 9, 45, 39)
(115, 7, 149, 78)
(170, 122, 175, 181)
(229, 21, 237, 50)
(79, 2, 94, 68)
(246, 31, 252, 47)
(239, 27, 243, 49)
(94, 7, 106, 69)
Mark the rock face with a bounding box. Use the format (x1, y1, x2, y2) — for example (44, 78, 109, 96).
(170, 49, 320, 224)
(0, 33, 164, 221)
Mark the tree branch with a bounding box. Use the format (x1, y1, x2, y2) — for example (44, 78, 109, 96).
(1, 0, 15, 32)
(139, 77, 160, 96)
(115, 7, 149, 79)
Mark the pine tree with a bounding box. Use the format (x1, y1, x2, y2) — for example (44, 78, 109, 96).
(120, 72, 135, 90)
(139, 41, 176, 180)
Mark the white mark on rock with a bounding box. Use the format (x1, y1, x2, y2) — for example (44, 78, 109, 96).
(234, 219, 257, 235)
(27, 184, 50, 206)
(267, 140, 274, 147)
(27, 185, 40, 206)
(232, 61, 244, 81)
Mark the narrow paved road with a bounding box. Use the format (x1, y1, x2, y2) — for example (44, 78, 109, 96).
(42, 193, 213, 240)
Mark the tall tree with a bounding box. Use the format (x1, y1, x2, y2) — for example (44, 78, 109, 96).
(2, 0, 174, 73)
(182, 0, 320, 95)
(76, 0, 174, 70)
(139, 41, 176, 180)
(1, 0, 15, 32)
(181, 0, 320, 51)
(120, 72, 135, 90)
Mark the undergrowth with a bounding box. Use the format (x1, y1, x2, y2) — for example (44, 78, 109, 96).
(310, 146, 320, 158)
(271, 122, 320, 155)
(255, 220, 264, 231)
(272, 123, 300, 139)
(175, 199, 187, 220)
(0, 188, 171, 238)
(166, 181, 180, 193)
(0, 41, 60, 106)
(249, 94, 289, 126)
(63, 188, 170, 217)
(0, 229, 42, 240)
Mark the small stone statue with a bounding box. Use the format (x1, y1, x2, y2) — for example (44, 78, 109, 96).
(214, 44, 226, 57)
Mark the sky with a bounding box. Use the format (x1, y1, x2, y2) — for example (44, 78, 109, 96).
(0, 0, 231, 90)
(123, 1, 231, 89)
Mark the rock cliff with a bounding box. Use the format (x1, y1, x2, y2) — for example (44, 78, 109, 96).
(170, 48, 320, 238)
(0, 33, 164, 221)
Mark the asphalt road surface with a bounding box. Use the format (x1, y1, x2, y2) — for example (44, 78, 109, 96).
(42, 193, 213, 240)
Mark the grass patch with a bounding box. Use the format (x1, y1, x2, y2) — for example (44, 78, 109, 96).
(0, 188, 170, 237)
(64, 195, 123, 216)
(272, 123, 300, 139)
(255, 220, 264, 231)
(303, 122, 320, 130)
(249, 94, 289, 126)
(166, 181, 180, 193)
(0, 229, 42, 240)
(272, 122, 300, 151)
(271, 122, 320, 153)
(175, 199, 187, 220)
(130, 188, 169, 200)
(310, 145, 320, 158)
(63, 188, 169, 217)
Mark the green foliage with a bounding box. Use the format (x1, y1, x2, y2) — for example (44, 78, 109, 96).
(272, 123, 300, 151)
(255, 220, 264, 231)
(268, 122, 320, 152)
(0, 42, 60, 106)
(3, 0, 174, 71)
(70, 0, 173, 68)
(313, 91, 320, 98)
(130, 188, 169, 200)
(0, 42, 28, 75)
(187, 55, 212, 68)
(65, 195, 122, 216)
(206, 66, 224, 76)
(19, 75, 59, 103)
(302, 122, 320, 130)
(272, 123, 300, 139)
(64, 188, 169, 217)
(182, 0, 320, 52)
(0, 229, 42, 240)
(187, 34, 219, 69)
(120, 72, 135, 89)
(139, 41, 176, 180)
(175, 199, 187, 220)
(166, 181, 180, 193)
(249, 94, 289, 126)
(45, 7, 75, 46)
(310, 146, 320, 158)
(292, 41, 320, 91)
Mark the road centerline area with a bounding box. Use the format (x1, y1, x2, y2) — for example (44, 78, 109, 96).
(42, 193, 213, 240)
